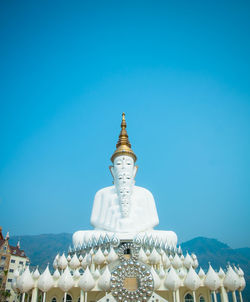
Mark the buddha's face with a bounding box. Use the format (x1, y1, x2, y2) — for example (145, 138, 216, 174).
(110, 155, 138, 217)
(111, 155, 137, 184)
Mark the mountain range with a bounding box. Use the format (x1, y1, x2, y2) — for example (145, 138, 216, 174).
(9, 234, 250, 301)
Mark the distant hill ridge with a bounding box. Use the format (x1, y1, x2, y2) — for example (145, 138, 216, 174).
(9, 234, 250, 301)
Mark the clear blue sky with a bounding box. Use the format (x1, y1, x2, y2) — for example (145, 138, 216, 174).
(0, 0, 249, 248)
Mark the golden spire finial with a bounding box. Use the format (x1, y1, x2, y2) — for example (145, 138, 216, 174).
(111, 113, 137, 162)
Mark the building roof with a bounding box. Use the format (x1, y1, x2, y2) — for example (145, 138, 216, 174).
(9, 245, 27, 258)
(0, 226, 28, 259)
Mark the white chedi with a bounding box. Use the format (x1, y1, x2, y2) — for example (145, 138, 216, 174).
(138, 247, 148, 263)
(93, 247, 106, 265)
(78, 267, 95, 291)
(164, 266, 181, 290)
(178, 267, 186, 279)
(81, 254, 92, 268)
(37, 266, 54, 292)
(53, 254, 59, 269)
(93, 268, 101, 280)
(239, 275, 246, 291)
(69, 254, 80, 269)
(236, 266, 246, 291)
(73, 269, 80, 280)
(204, 265, 221, 291)
(159, 266, 166, 279)
(16, 266, 34, 293)
(198, 268, 206, 280)
(53, 269, 60, 280)
(223, 265, 241, 291)
(238, 266, 244, 277)
(33, 268, 40, 280)
(172, 254, 182, 269)
(81, 254, 88, 268)
(183, 252, 193, 268)
(193, 259, 199, 269)
(58, 253, 68, 270)
(98, 266, 111, 291)
(148, 248, 161, 265)
(151, 267, 161, 289)
(107, 247, 118, 263)
(184, 266, 201, 291)
(58, 266, 74, 292)
(218, 267, 225, 279)
(162, 253, 171, 268)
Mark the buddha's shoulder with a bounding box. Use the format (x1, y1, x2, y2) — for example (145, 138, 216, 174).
(94, 186, 115, 197)
(133, 186, 154, 199)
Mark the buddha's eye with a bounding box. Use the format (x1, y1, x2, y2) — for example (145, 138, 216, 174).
(127, 162, 131, 165)
(127, 177, 130, 179)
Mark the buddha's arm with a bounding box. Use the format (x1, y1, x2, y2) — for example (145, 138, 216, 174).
(147, 190, 159, 228)
(90, 190, 103, 228)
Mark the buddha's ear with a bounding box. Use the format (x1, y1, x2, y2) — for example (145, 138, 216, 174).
(109, 166, 114, 178)
(133, 165, 138, 178)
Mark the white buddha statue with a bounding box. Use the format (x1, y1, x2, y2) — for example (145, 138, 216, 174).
(73, 113, 177, 247)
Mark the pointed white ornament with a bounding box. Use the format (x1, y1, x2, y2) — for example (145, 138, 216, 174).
(151, 267, 161, 289)
(164, 266, 181, 290)
(184, 266, 201, 291)
(218, 268, 225, 279)
(107, 247, 118, 263)
(58, 266, 74, 292)
(93, 248, 106, 265)
(98, 266, 111, 291)
(162, 253, 171, 268)
(93, 268, 101, 280)
(138, 247, 147, 263)
(17, 266, 34, 293)
(183, 252, 193, 268)
(37, 266, 54, 292)
(33, 268, 40, 280)
(204, 265, 221, 291)
(78, 266, 95, 291)
(73, 269, 80, 280)
(159, 266, 165, 279)
(58, 253, 68, 270)
(198, 268, 205, 279)
(148, 248, 161, 265)
(69, 254, 80, 269)
(53, 269, 60, 280)
(172, 254, 182, 269)
(53, 254, 59, 269)
(223, 265, 241, 291)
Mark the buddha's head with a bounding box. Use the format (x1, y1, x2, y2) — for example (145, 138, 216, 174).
(110, 113, 137, 217)
(110, 155, 137, 186)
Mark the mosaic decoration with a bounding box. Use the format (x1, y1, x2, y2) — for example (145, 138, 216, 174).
(111, 243, 154, 302)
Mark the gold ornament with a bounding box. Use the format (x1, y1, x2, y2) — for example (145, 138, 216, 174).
(111, 113, 137, 163)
